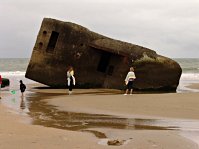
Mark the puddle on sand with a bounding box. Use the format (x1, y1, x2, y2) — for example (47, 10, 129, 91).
(21, 93, 199, 135)
(26, 93, 181, 131)
(22, 92, 170, 139)
(1, 91, 199, 145)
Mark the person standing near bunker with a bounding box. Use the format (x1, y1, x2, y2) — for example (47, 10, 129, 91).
(67, 66, 76, 95)
(124, 67, 136, 95)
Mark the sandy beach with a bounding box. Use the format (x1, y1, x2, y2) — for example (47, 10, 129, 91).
(0, 84, 199, 149)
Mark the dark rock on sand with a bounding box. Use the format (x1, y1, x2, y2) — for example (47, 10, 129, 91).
(107, 139, 125, 146)
(2, 78, 10, 88)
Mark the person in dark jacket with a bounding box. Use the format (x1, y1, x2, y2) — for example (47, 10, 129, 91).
(19, 80, 26, 97)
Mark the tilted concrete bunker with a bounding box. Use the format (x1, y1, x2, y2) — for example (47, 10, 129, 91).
(26, 18, 182, 91)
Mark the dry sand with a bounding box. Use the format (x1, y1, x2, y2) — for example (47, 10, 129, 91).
(0, 84, 199, 149)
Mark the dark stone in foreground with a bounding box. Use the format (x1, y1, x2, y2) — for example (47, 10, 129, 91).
(2, 78, 10, 88)
(107, 139, 125, 146)
(25, 18, 182, 91)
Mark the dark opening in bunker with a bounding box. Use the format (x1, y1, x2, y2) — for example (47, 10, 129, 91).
(38, 42, 43, 49)
(46, 31, 59, 52)
(97, 51, 111, 73)
(107, 65, 114, 76)
(43, 31, 47, 35)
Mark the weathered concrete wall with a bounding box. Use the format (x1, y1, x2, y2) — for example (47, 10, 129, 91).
(26, 18, 182, 91)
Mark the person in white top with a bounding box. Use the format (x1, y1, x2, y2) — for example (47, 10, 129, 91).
(67, 66, 76, 95)
(124, 67, 136, 95)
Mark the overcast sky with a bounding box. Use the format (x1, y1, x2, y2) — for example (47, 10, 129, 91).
(0, 0, 199, 58)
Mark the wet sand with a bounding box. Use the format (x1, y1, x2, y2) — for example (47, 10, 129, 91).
(1, 84, 199, 148)
(45, 90, 199, 120)
(187, 83, 199, 90)
(0, 104, 104, 149)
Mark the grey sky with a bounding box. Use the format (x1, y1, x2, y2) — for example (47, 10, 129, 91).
(0, 0, 199, 58)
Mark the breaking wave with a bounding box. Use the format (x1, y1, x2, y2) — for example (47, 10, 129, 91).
(180, 73, 199, 81)
(0, 71, 25, 76)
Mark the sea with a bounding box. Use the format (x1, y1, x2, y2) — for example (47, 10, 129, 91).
(0, 58, 199, 92)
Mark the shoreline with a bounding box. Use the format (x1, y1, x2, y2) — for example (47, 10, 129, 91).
(0, 83, 199, 148)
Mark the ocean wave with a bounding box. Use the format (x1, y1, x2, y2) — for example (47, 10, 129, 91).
(1, 71, 199, 82)
(180, 73, 199, 81)
(0, 71, 25, 76)
(182, 67, 199, 70)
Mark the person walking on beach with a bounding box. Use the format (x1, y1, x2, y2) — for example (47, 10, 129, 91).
(124, 67, 136, 95)
(0, 75, 2, 99)
(19, 80, 26, 97)
(67, 66, 75, 95)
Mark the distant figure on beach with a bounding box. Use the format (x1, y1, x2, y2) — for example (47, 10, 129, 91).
(19, 80, 26, 97)
(67, 66, 76, 95)
(124, 67, 136, 95)
(0, 74, 2, 99)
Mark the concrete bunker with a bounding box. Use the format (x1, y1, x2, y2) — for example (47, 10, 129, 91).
(26, 18, 182, 91)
